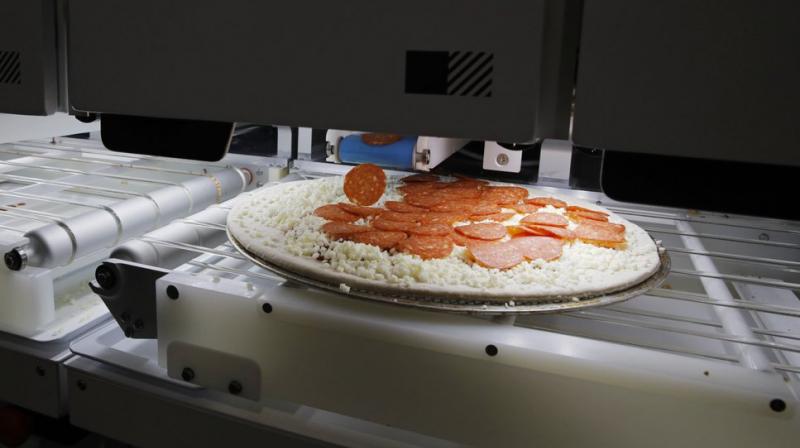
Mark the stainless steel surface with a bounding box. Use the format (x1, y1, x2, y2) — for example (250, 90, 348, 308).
(228, 227, 671, 315)
(0, 138, 247, 270)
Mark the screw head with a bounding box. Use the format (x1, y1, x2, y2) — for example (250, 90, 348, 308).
(76, 380, 87, 391)
(228, 380, 243, 395)
(4, 248, 26, 271)
(485, 344, 499, 357)
(262, 302, 273, 314)
(770, 398, 787, 413)
(134, 319, 144, 330)
(759, 233, 770, 241)
(120, 312, 131, 323)
(166, 285, 179, 300)
(35, 366, 46, 377)
(181, 367, 195, 382)
(95, 265, 116, 289)
(496, 153, 509, 166)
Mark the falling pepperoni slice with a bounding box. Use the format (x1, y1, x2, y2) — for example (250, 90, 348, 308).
(362, 133, 403, 146)
(385, 201, 427, 213)
(517, 224, 576, 240)
(372, 218, 418, 233)
(343, 163, 387, 206)
(468, 241, 525, 269)
(470, 212, 515, 222)
(407, 223, 451, 236)
(574, 224, 626, 248)
(337, 203, 383, 217)
(420, 212, 470, 225)
(401, 173, 441, 183)
(455, 222, 507, 240)
(510, 203, 542, 214)
(567, 209, 609, 223)
(397, 235, 454, 259)
(349, 230, 408, 250)
(520, 212, 569, 228)
(379, 211, 425, 223)
(511, 237, 563, 261)
(322, 222, 372, 239)
(314, 204, 359, 222)
(525, 197, 567, 209)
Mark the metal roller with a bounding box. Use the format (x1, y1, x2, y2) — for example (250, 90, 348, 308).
(4, 168, 246, 271)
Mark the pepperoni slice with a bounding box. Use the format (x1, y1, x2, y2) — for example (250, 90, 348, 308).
(567, 209, 609, 222)
(385, 201, 427, 213)
(349, 230, 408, 250)
(510, 203, 542, 214)
(401, 173, 441, 183)
(429, 199, 480, 213)
(577, 219, 626, 234)
(343, 163, 386, 206)
(407, 223, 451, 236)
(511, 236, 563, 261)
(567, 205, 609, 216)
(437, 187, 482, 199)
(470, 212, 515, 222)
(419, 212, 470, 225)
(397, 235, 454, 259)
(455, 222, 507, 240)
(314, 204, 359, 222)
(470, 202, 503, 215)
(449, 230, 473, 247)
(379, 210, 424, 223)
(517, 224, 576, 240)
(372, 218, 418, 233)
(321, 222, 372, 239)
(574, 223, 626, 248)
(405, 194, 447, 209)
(398, 182, 441, 195)
(337, 203, 383, 217)
(361, 133, 403, 146)
(520, 212, 569, 228)
(525, 197, 567, 209)
(481, 186, 529, 205)
(468, 241, 525, 269)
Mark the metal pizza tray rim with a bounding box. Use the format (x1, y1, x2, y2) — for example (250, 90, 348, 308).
(226, 228, 671, 315)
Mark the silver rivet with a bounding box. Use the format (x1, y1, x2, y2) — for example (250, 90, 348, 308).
(496, 153, 509, 166)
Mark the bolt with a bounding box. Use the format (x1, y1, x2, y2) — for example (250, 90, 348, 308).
(120, 312, 131, 323)
(35, 366, 46, 377)
(4, 248, 26, 271)
(770, 399, 787, 413)
(181, 367, 195, 382)
(95, 265, 116, 289)
(166, 285, 179, 300)
(758, 233, 770, 241)
(76, 380, 87, 391)
(228, 381, 243, 395)
(496, 153, 509, 166)
(262, 302, 273, 314)
(134, 319, 144, 330)
(485, 344, 499, 357)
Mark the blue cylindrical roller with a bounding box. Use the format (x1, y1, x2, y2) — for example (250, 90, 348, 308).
(339, 135, 416, 169)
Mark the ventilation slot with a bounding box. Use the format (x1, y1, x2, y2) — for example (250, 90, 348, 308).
(0, 51, 22, 85)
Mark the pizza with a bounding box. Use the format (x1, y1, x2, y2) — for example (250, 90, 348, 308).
(227, 164, 662, 301)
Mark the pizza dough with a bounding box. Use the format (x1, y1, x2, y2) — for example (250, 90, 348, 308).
(227, 176, 661, 301)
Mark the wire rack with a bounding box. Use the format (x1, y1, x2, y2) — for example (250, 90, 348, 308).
(112, 172, 800, 392)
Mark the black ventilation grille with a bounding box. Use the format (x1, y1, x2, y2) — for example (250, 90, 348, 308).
(405, 50, 493, 97)
(0, 51, 22, 85)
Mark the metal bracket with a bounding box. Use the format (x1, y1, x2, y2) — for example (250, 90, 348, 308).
(89, 259, 170, 339)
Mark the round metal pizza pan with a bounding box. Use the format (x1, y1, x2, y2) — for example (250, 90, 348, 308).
(227, 227, 671, 315)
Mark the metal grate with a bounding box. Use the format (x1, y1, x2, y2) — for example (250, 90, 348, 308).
(0, 51, 22, 85)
